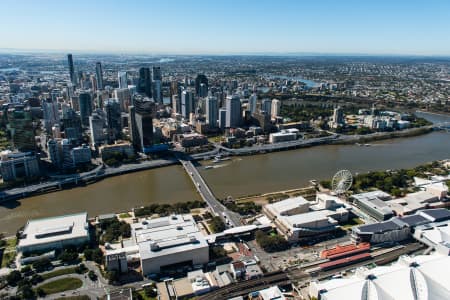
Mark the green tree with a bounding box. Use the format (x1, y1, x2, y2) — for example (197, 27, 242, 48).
(84, 248, 103, 264)
(18, 283, 35, 299)
(6, 270, 22, 286)
(32, 257, 52, 272)
(209, 217, 226, 233)
(30, 274, 43, 285)
(36, 287, 46, 298)
(106, 270, 119, 284)
(59, 249, 79, 263)
(88, 270, 97, 281)
(255, 230, 289, 252)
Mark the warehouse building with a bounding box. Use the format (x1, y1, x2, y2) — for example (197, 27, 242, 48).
(17, 212, 90, 254)
(131, 214, 209, 275)
(309, 254, 450, 300)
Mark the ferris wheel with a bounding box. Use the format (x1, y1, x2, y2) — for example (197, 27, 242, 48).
(331, 170, 353, 195)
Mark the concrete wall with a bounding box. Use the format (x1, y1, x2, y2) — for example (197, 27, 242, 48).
(141, 246, 209, 275)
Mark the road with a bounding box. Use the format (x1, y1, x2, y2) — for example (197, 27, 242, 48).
(179, 159, 241, 227)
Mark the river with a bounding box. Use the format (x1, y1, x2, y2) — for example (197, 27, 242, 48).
(0, 112, 448, 235)
(0, 166, 200, 235)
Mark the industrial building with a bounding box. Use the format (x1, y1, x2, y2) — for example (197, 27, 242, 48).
(17, 212, 90, 254)
(263, 195, 349, 242)
(309, 254, 450, 300)
(350, 190, 394, 221)
(131, 214, 209, 275)
(352, 208, 450, 244)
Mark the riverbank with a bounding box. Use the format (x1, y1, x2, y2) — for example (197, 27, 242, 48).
(332, 126, 433, 145)
(0, 126, 437, 204)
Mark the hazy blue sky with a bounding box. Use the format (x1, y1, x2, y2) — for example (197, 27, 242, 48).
(1, 0, 449, 55)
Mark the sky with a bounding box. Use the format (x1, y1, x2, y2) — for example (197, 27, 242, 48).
(1, 0, 450, 55)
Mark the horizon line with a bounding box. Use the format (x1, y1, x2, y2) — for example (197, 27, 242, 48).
(1, 47, 450, 58)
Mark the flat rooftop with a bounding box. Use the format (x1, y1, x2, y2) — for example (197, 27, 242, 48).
(281, 210, 336, 228)
(132, 214, 208, 261)
(18, 212, 89, 249)
(420, 208, 450, 222)
(266, 196, 309, 215)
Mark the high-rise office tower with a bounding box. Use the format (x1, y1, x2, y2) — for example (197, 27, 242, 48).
(271, 99, 281, 119)
(60, 138, 74, 169)
(130, 98, 154, 152)
(90, 75, 97, 91)
(262, 98, 272, 116)
(95, 62, 104, 90)
(42, 98, 60, 132)
(332, 106, 344, 126)
(6, 107, 36, 151)
(61, 109, 82, 141)
(199, 83, 208, 98)
(195, 74, 208, 96)
(152, 66, 162, 81)
(152, 66, 162, 103)
(137, 67, 152, 97)
(181, 89, 195, 119)
(218, 108, 227, 130)
(114, 88, 131, 112)
(77, 70, 85, 88)
(89, 112, 105, 146)
(170, 80, 179, 96)
(172, 95, 180, 114)
(47, 139, 62, 169)
(104, 98, 122, 143)
(118, 71, 128, 89)
(206, 96, 218, 128)
(153, 80, 162, 103)
(225, 95, 241, 128)
(249, 93, 257, 114)
(79, 92, 93, 127)
(67, 54, 76, 87)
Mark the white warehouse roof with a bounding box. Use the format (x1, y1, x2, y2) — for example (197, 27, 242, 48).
(18, 212, 89, 250)
(265, 196, 309, 215)
(132, 214, 209, 261)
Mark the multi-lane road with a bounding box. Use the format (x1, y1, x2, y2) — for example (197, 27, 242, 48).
(179, 159, 241, 227)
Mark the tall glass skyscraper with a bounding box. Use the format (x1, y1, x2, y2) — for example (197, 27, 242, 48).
(95, 62, 104, 90)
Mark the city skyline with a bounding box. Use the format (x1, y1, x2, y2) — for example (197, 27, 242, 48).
(1, 0, 450, 56)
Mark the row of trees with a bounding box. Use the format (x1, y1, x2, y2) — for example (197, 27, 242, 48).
(209, 216, 226, 233)
(255, 230, 289, 252)
(281, 104, 333, 122)
(99, 217, 131, 243)
(134, 200, 205, 217)
(225, 201, 261, 216)
(321, 161, 445, 196)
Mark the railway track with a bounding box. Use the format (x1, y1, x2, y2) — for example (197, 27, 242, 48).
(198, 243, 424, 299)
(197, 271, 290, 300)
(287, 242, 424, 284)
